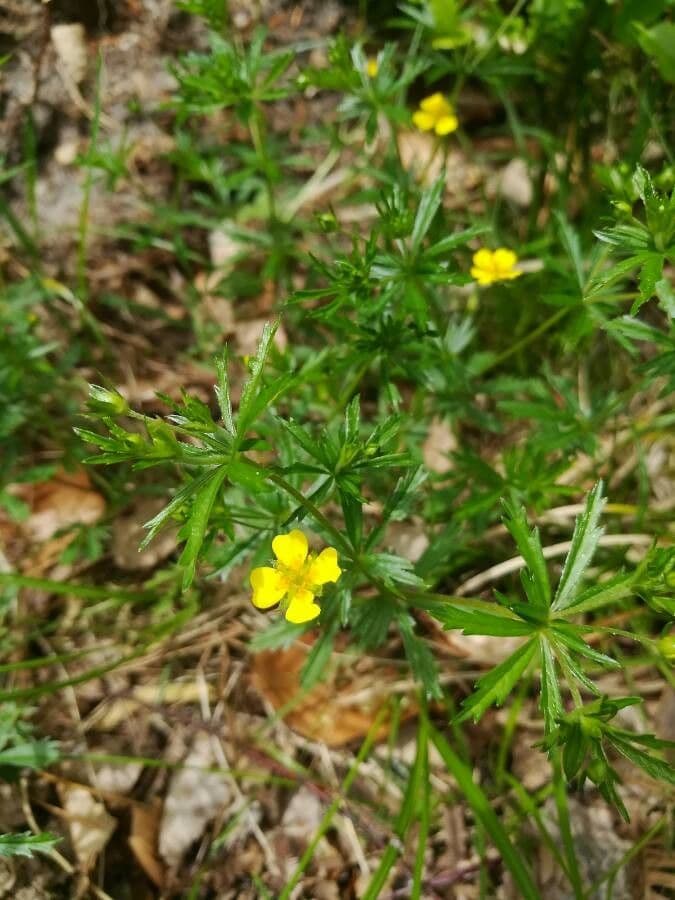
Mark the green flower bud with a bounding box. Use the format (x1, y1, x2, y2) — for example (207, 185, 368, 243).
(88, 384, 128, 415)
(658, 633, 675, 663)
(586, 757, 607, 784)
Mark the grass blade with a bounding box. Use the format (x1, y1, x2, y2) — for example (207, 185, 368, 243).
(430, 726, 541, 900)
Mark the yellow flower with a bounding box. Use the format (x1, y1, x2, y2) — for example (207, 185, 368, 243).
(412, 93, 458, 136)
(470, 248, 523, 286)
(250, 529, 342, 624)
(366, 57, 379, 78)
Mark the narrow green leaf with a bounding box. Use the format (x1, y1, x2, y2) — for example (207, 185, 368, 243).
(398, 614, 441, 699)
(552, 482, 605, 611)
(300, 625, 337, 691)
(503, 499, 551, 609)
(236, 319, 279, 443)
(554, 571, 635, 618)
(610, 736, 675, 786)
(0, 832, 60, 858)
(215, 350, 235, 435)
(539, 637, 563, 735)
(562, 725, 586, 780)
(430, 727, 540, 900)
(551, 623, 620, 670)
(362, 708, 429, 900)
(410, 175, 444, 251)
(0, 740, 60, 770)
(455, 639, 537, 724)
(555, 212, 585, 291)
(178, 465, 229, 589)
(433, 606, 535, 637)
(426, 224, 491, 258)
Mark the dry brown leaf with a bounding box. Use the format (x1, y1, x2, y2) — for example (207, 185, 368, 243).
(129, 800, 165, 889)
(57, 784, 117, 872)
(208, 228, 246, 269)
(112, 496, 178, 571)
(423, 417, 457, 475)
(250, 639, 394, 746)
(442, 632, 524, 664)
(397, 133, 484, 200)
(13, 469, 105, 543)
(51, 24, 88, 85)
(159, 733, 231, 868)
(235, 318, 288, 356)
(489, 157, 533, 207)
(88, 681, 215, 731)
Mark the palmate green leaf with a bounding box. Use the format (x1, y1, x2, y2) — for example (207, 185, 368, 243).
(551, 482, 605, 611)
(0, 832, 60, 858)
(502, 499, 551, 609)
(365, 552, 426, 589)
(350, 595, 397, 649)
(539, 636, 563, 735)
(455, 639, 537, 724)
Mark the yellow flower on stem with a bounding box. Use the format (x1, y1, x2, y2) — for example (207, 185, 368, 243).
(250, 529, 342, 624)
(412, 92, 458, 136)
(366, 57, 379, 78)
(470, 248, 523, 286)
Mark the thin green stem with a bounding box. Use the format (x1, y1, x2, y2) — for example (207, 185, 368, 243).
(482, 308, 568, 375)
(552, 751, 585, 899)
(278, 704, 388, 900)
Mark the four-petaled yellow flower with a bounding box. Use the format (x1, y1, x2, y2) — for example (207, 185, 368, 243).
(250, 530, 341, 624)
(412, 93, 458, 136)
(366, 57, 379, 78)
(470, 248, 522, 286)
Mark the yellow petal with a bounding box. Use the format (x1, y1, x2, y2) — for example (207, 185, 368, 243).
(366, 58, 379, 77)
(420, 92, 450, 116)
(470, 267, 496, 285)
(472, 249, 494, 269)
(272, 529, 308, 571)
(250, 567, 288, 609)
(412, 110, 435, 131)
(493, 248, 518, 273)
(435, 114, 458, 135)
(285, 589, 321, 624)
(308, 547, 342, 586)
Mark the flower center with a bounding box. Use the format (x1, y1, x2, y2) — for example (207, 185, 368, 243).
(277, 555, 316, 594)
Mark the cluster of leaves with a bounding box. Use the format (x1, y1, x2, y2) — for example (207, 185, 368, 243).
(72, 2, 675, 827)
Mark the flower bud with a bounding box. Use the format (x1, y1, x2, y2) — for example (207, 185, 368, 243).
(658, 633, 675, 662)
(88, 384, 128, 415)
